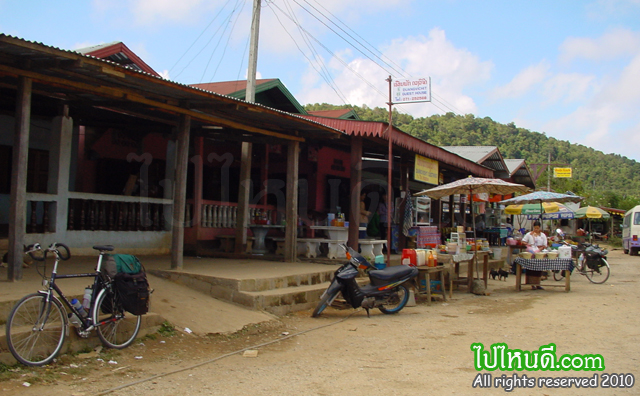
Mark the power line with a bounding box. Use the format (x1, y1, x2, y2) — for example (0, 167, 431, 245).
(170, 0, 241, 80)
(266, 1, 387, 100)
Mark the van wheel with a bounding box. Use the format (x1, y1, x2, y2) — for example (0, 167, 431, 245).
(623, 248, 629, 254)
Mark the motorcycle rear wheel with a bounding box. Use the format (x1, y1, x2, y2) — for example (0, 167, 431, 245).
(378, 285, 409, 314)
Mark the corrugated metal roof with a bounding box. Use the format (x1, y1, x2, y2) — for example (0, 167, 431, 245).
(302, 116, 493, 177)
(0, 34, 343, 143)
(442, 146, 508, 174)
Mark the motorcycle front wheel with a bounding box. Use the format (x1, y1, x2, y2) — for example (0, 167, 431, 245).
(378, 285, 409, 314)
(312, 289, 339, 317)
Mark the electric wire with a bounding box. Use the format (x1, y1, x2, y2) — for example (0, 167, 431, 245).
(274, 0, 351, 105)
(95, 311, 359, 395)
(202, 0, 248, 83)
(298, 0, 407, 79)
(266, 1, 387, 100)
(168, 0, 237, 78)
(299, 0, 466, 116)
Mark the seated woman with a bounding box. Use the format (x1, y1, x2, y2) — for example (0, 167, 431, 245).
(522, 220, 548, 290)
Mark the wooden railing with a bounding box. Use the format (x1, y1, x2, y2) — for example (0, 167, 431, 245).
(67, 199, 168, 231)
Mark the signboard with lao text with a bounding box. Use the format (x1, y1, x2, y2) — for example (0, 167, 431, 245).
(554, 167, 572, 178)
(414, 154, 438, 185)
(392, 78, 431, 104)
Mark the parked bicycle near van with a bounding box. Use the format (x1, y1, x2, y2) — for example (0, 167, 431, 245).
(5, 243, 148, 366)
(553, 242, 610, 284)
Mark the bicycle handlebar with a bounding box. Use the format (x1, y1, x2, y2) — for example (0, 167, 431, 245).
(26, 243, 71, 261)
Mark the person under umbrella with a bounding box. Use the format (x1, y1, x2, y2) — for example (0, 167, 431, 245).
(522, 220, 548, 290)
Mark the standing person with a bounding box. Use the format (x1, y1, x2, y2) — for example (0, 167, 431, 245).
(359, 192, 371, 239)
(378, 192, 394, 242)
(522, 220, 548, 290)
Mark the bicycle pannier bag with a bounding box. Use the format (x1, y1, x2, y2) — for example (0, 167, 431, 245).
(102, 254, 142, 278)
(114, 271, 150, 315)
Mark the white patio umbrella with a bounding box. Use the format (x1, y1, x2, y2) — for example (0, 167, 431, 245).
(415, 177, 530, 279)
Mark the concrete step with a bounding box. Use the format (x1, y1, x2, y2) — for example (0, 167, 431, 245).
(236, 282, 330, 316)
(148, 268, 337, 315)
(0, 312, 164, 365)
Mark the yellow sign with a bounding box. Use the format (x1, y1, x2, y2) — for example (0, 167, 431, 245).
(554, 167, 572, 178)
(414, 154, 438, 184)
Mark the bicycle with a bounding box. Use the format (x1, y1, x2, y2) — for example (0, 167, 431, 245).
(5, 243, 141, 366)
(552, 242, 610, 284)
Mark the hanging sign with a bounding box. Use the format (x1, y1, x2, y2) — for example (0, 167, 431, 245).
(392, 78, 431, 103)
(554, 167, 572, 178)
(414, 154, 438, 184)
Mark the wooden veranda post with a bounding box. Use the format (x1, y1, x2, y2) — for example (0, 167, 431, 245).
(284, 141, 300, 261)
(348, 136, 363, 250)
(171, 114, 191, 270)
(8, 76, 31, 281)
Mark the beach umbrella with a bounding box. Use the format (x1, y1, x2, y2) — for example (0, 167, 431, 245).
(500, 191, 584, 206)
(416, 177, 530, 279)
(575, 206, 610, 240)
(574, 206, 610, 219)
(526, 203, 575, 220)
(504, 202, 561, 215)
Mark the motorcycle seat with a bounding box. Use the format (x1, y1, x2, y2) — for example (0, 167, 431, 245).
(369, 265, 417, 281)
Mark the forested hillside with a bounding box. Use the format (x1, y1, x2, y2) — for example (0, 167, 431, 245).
(305, 103, 640, 210)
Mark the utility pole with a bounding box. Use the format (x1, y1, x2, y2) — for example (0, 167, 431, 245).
(246, 0, 261, 102)
(386, 76, 393, 266)
(547, 152, 551, 192)
(235, 0, 261, 253)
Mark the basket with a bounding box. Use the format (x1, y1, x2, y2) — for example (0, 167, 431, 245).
(519, 252, 532, 259)
(547, 252, 558, 260)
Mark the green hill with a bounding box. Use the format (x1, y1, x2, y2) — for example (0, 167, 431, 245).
(305, 103, 640, 211)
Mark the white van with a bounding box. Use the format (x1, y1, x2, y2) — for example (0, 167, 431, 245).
(622, 205, 640, 255)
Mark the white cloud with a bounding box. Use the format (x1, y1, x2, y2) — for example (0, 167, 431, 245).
(490, 61, 550, 100)
(542, 73, 597, 104)
(92, 0, 224, 26)
(542, 52, 640, 158)
(297, 28, 493, 117)
(559, 28, 640, 63)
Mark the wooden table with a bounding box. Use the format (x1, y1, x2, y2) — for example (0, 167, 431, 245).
(514, 257, 573, 292)
(417, 264, 452, 305)
(439, 251, 490, 292)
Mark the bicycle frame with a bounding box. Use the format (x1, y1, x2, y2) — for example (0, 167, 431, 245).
(39, 249, 111, 332)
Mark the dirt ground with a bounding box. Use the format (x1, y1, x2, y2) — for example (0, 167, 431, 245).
(2, 246, 640, 395)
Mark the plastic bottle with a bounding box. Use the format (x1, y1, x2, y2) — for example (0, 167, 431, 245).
(68, 312, 82, 327)
(83, 286, 93, 310)
(427, 250, 435, 267)
(71, 298, 87, 318)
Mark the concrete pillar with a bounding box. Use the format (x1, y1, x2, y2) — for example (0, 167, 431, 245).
(48, 110, 73, 233)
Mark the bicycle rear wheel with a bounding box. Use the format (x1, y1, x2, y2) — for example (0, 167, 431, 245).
(6, 293, 67, 366)
(585, 258, 610, 284)
(95, 288, 141, 349)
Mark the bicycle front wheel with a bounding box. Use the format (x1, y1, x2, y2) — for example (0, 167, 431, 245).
(94, 288, 141, 349)
(585, 258, 610, 284)
(552, 270, 565, 281)
(6, 293, 67, 366)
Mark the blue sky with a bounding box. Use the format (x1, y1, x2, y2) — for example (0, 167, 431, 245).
(2, 0, 640, 161)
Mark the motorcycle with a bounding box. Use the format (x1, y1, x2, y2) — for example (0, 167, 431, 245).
(312, 244, 418, 317)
